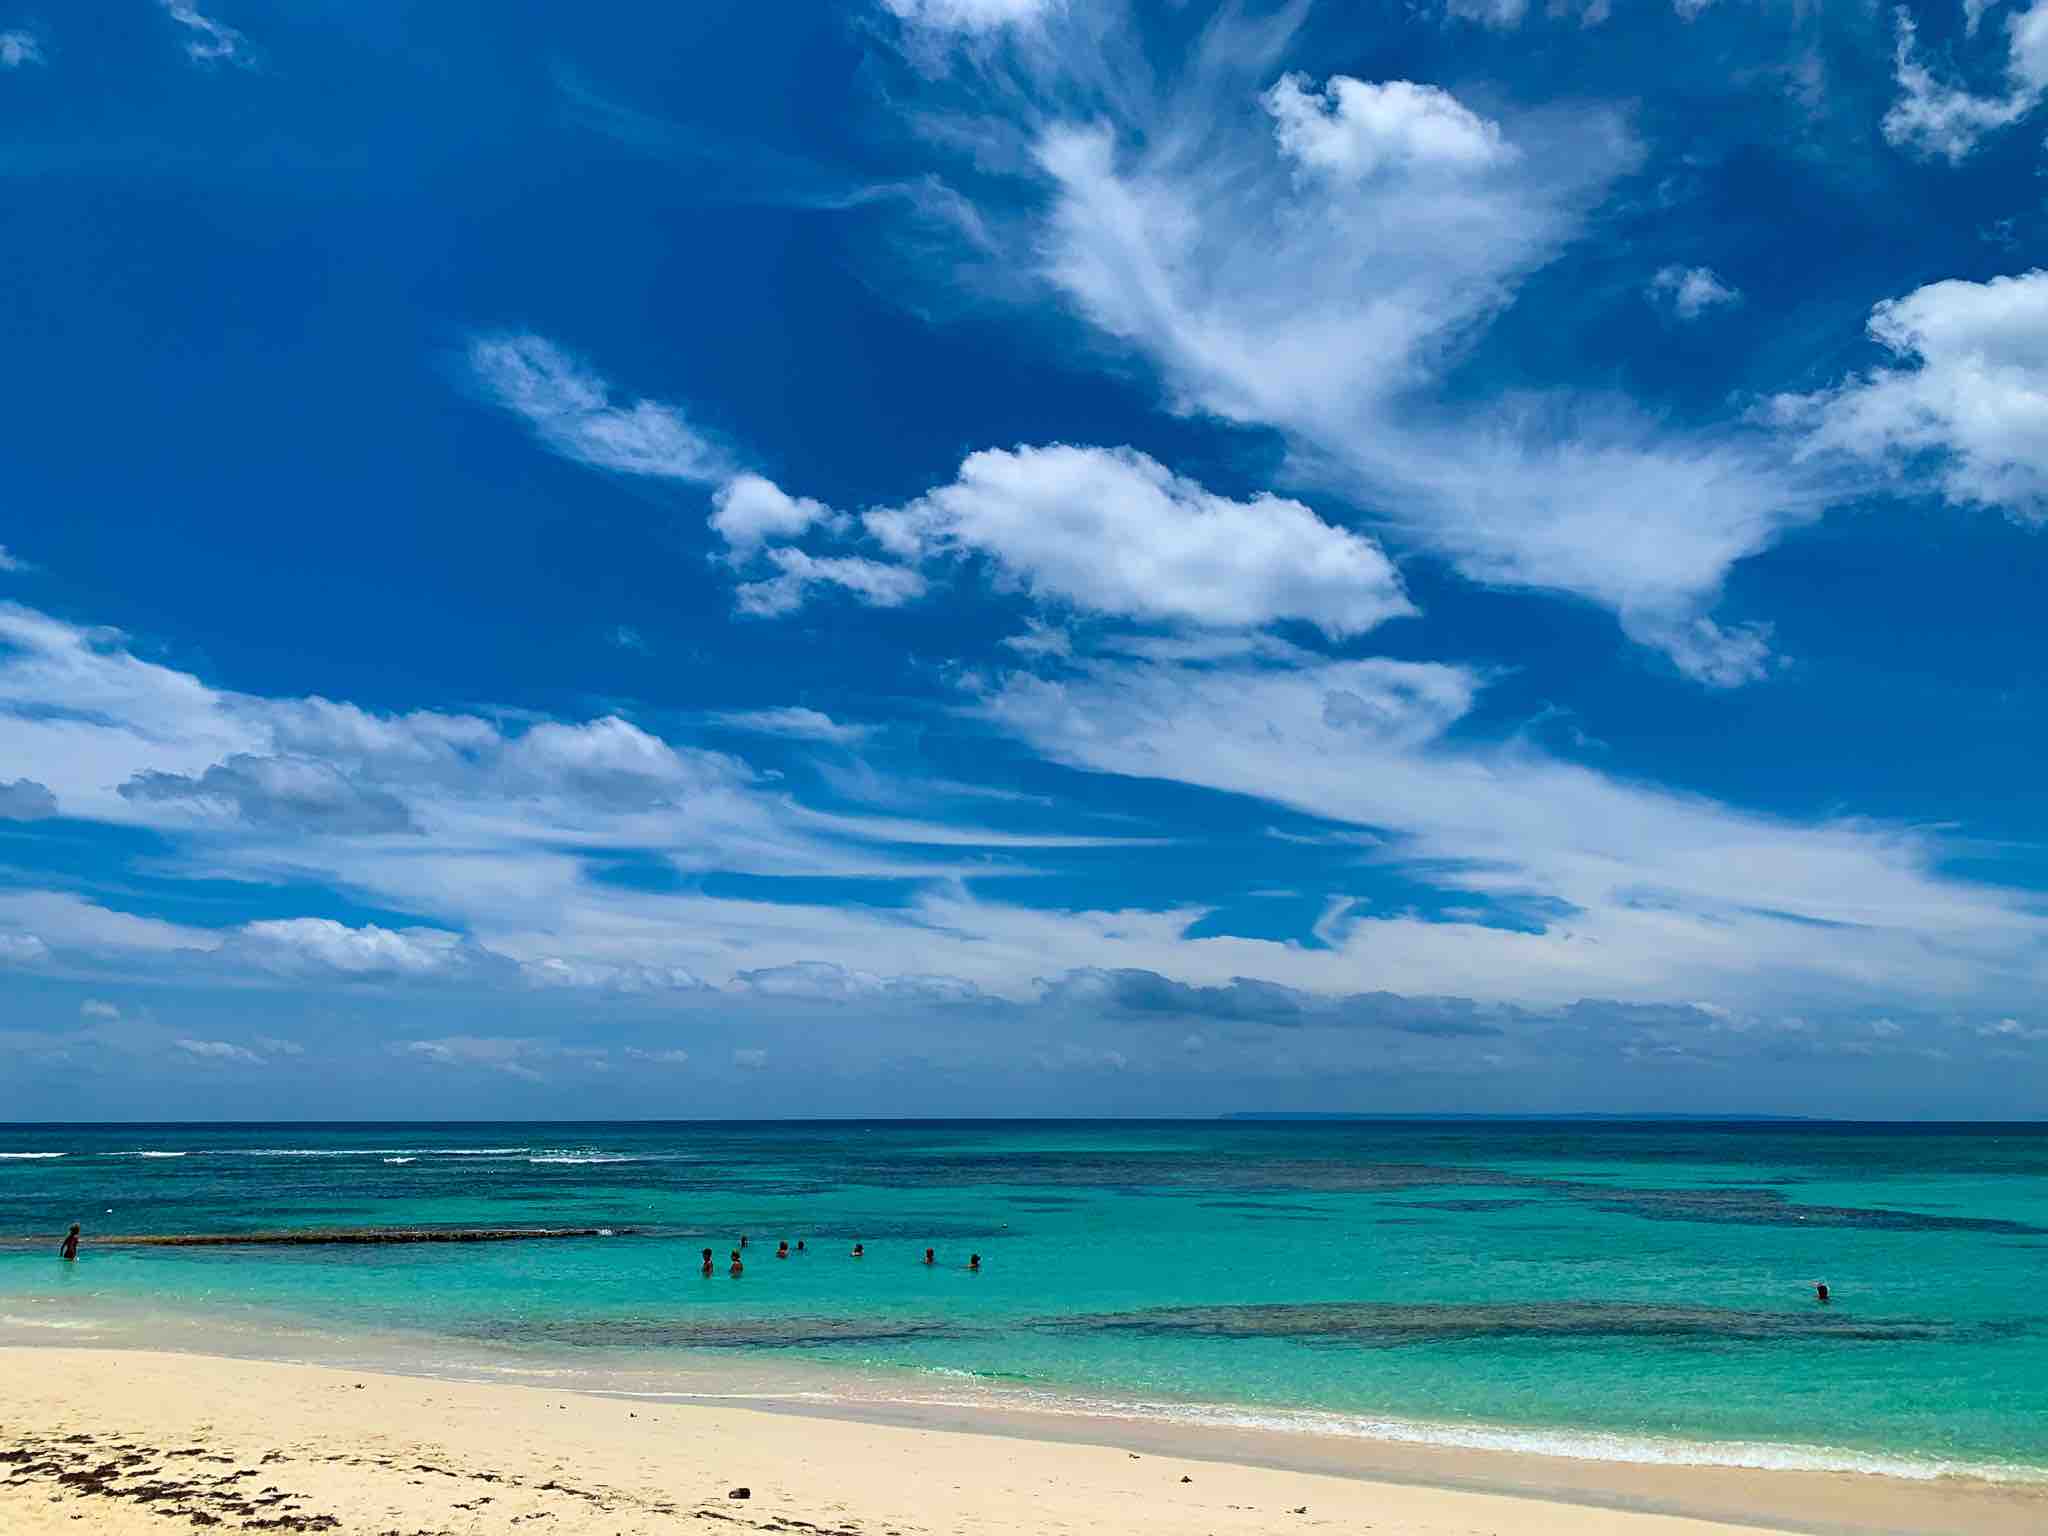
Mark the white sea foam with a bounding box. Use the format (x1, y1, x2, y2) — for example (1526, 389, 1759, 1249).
(870, 1379, 2048, 1486)
(205, 1147, 525, 1158)
(0, 1315, 99, 1331)
(528, 1154, 637, 1165)
(118, 1151, 188, 1159)
(0, 1152, 65, 1160)
(383, 1157, 417, 1165)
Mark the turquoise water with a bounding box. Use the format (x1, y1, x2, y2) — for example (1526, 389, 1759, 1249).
(3, 1120, 2045, 1480)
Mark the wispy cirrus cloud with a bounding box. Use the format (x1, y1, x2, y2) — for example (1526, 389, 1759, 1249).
(1882, 1, 2048, 163)
(0, 30, 42, 69)
(468, 333, 728, 484)
(158, 1, 250, 67)
(866, 9, 1823, 683)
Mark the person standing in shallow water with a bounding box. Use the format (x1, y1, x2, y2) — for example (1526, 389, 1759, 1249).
(729, 1249, 744, 1277)
(59, 1224, 79, 1262)
(923, 1247, 935, 1265)
(700, 1247, 714, 1277)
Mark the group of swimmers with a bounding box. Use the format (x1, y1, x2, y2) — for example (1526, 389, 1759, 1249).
(700, 1235, 981, 1277)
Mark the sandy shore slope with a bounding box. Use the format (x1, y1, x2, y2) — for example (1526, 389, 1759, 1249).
(1, 1349, 2040, 1536)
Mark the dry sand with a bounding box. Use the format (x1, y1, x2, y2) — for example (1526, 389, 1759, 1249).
(1, 1348, 2040, 1536)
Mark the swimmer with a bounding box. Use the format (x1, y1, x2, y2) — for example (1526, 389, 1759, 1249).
(1815, 1280, 1830, 1304)
(851, 1242, 864, 1258)
(740, 1234, 749, 1249)
(968, 1252, 981, 1272)
(59, 1224, 79, 1262)
(730, 1249, 744, 1277)
(795, 1239, 806, 1253)
(700, 1247, 714, 1276)
(923, 1247, 935, 1265)
(777, 1240, 790, 1259)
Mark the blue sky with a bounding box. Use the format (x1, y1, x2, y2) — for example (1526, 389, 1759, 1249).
(4, 0, 2048, 1119)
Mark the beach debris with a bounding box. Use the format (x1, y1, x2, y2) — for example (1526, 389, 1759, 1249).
(1290, 1505, 1308, 1514)
(1180, 1475, 1192, 1483)
(729, 1486, 753, 1499)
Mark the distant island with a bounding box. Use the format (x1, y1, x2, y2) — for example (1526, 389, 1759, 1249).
(1221, 1112, 1823, 1122)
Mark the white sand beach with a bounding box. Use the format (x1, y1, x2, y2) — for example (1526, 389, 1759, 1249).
(3, 1349, 2041, 1536)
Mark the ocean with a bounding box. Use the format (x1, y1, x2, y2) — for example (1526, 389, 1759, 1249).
(2, 1119, 2044, 1483)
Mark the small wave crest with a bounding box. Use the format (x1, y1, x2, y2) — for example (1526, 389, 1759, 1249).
(383, 1157, 417, 1165)
(0, 1152, 65, 1160)
(0, 1315, 99, 1331)
(867, 1382, 2048, 1486)
(528, 1153, 637, 1165)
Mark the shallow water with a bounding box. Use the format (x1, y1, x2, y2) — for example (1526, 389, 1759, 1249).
(2, 1119, 2043, 1481)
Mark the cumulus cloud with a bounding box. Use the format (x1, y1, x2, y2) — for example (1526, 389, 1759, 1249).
(624, 1046, 692, 1065)
(159, 1, 248, 66)
(862, 445, 1413, 638)
(0, 778, 57, 820)
(1649, 266, 1741, 320)
(0, 933, 47, 965)
(1882, 2, 2048, 163)
(1263, 75, 1515, 180)
(80, 1000, 120, 1020)
(176, 1037, 262, 1065)
(712, 706, 874, 744)
(120, 754, 416, 834)
(710, 474, 841, 554)
(0, 31, 41, 69)
(732, 1046, 769, 1069)
(1773, 269, 2048, 521)
(226, 918, 492, 979)
(469, 333, 726, 483)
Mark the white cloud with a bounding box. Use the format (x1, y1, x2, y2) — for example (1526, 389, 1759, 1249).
(80, 1000, 120, 1021)
(978, 645, 2048, 1006)
(159, 1, 248, 66)
(734, 547, 927, 617)
(0, 33, 37, 70)
(0, 933, 46, 965)
(711, 474, 840, 554)
(990, 50, 1813, 680)
(732, 1046, 769, 1069)
(1882, 3, 2048, 163)
(469, 333, 725, 483)
(624, 1046, 691, 1065)
(1649, 265, 1741, 321)
(229, 918, 485, 979)
(1263, 75, 1515, 180)
(253, 1036, 304, 1056)
(1445, 0, 1530, 24)
(863, 445, 1412, 638)
(610, 626, 649, 653)
(176, 1037, 262, 1065)
(712, 706, 874, 744)
(1773, 269, 2048, 521)
(880, 0, 1058, 32)
(0, 546, 28, 570)
(400, 1036, 554, 1082)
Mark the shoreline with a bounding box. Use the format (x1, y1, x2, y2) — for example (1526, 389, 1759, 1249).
(1, 1346, 2042, 1536)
